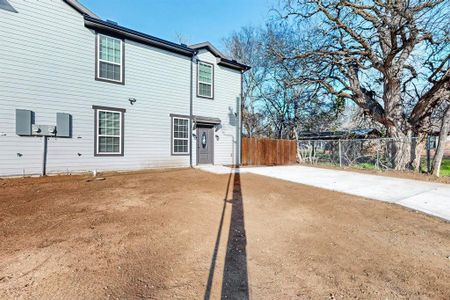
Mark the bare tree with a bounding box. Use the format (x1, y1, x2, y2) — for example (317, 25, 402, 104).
(432, 102, 450, 176)
(224, 27, 270, 137)
(175, 32, 191, 45)
(274, 0, 450, 170)
(225, 25, 345, 140)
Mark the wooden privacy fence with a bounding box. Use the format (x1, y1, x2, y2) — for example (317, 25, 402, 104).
(242, 138, 298, 166)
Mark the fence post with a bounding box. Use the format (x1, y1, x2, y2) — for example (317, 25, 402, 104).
(338, 140, 342, 167)
(426, 135, 431, 173)
(376, 140, 380, 169)
(312, 141, 316, 163)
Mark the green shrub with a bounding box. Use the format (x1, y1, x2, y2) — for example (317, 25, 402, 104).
(441, 159, 450, 176)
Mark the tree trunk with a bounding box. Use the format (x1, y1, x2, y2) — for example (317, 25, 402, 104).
(410, 132, 426, 171)
(386, 127, 412, 170)
(432, 105, 450, 176)
(384, 76, 412, 170)
(293, 129, 303, 163)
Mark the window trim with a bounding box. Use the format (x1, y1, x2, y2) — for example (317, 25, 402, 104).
(197, 61, 214, 99)
(95, 34, 125, 84)
(93, 106, 125, 157)
(171, 115, 191, 156)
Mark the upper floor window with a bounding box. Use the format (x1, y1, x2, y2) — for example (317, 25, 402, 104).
(97, 34, 124, 83)
(198, 61, 213, 98)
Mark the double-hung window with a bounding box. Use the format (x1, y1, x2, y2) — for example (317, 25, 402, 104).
(94, 107, 125, 156)
(97, 34, 123, 83)
(172, 117, 190, 155)
(197, 62, 213, 98)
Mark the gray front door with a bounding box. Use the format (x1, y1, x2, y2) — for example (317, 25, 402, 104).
(197, 126, 214, 164)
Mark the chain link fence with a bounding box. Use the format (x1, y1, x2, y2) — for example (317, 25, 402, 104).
(297, 137, 437, 171)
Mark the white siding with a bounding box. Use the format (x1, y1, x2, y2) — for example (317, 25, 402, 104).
(192, 50, 242, 166)
(0, 0, 242, 176)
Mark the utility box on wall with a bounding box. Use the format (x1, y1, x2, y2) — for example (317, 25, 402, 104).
(16, 109, 33, 136)
(16, 110, 72, 138)
(56, 113, 72, 137)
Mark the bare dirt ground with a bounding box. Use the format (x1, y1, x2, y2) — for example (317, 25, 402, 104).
(1, 168, 449, 299)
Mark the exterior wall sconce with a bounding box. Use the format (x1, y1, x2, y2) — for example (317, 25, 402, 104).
(129, 98, 137, 105)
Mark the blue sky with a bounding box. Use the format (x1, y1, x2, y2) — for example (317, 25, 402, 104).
(79, 0, 273, 51)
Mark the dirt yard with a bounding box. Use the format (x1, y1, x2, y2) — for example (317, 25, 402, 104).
(1, 169, 449, 299)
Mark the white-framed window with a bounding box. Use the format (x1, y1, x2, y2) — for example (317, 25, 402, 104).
(198, 61, 213, 98)
(97, 34, 123, 83)
(172, 117, 190, 155)
(96, 109, 123, 155)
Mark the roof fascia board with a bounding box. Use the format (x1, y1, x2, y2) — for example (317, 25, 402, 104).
(218, 58, 251, 72)
(84, 16, 195, 57)
(64, 1, 249, 69)
(63, 0, 98, 18)
(63, 1, 250, 69)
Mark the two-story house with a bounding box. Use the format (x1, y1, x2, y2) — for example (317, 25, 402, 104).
(0, 0, 249, 176)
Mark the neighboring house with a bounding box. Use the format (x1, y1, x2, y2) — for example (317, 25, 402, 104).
(0, 0, 250, 176)
(429, 134, 450, 158)
(430, 118, 450, 157)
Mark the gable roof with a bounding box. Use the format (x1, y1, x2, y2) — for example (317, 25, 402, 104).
(190, 42, 251, 71)
(190, 42, 226, 58)
(63, 1, 250, 71)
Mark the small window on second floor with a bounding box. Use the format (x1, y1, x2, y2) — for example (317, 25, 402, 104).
(198, 62, 213, 98)
(97, 34, 123, 83)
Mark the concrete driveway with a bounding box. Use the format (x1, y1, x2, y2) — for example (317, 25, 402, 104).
(198, 165, 450, 221)
(243, 165, 450, 222)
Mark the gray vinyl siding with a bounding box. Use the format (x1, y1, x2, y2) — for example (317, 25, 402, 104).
(192, 50, 242, 166)
(0, 0, 192, 176)
(0, 0, 242, 176)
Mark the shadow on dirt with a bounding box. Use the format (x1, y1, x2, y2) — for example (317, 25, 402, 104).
(204, 167, 249, 299)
